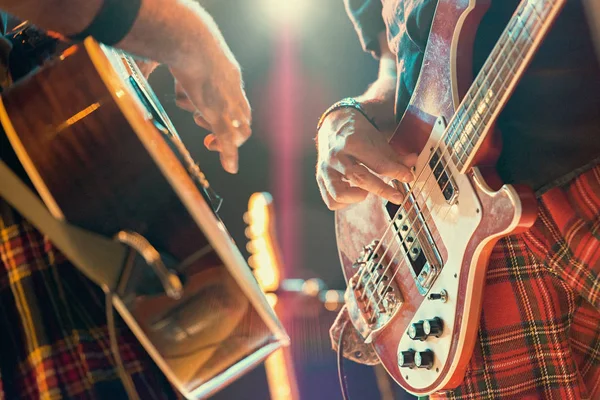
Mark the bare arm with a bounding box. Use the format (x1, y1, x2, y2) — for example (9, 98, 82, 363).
(0, 0, 235, 70)
(0, 0, 251, 174)
(355, 33, 398, 136)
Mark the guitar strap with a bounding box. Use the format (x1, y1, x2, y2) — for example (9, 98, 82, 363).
(0, 159, 146, 399)
(0, 159, 126, 291)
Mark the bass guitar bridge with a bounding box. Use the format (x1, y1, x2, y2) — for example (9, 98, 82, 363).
(345, 241, 404, 343)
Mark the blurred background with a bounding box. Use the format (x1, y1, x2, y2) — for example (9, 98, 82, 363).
(141, 1, 600, 399)
(146, 1, 412, 399)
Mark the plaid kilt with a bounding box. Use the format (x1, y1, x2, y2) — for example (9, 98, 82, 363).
(0, 201, 179, 400)
(435, 165, 600, 399)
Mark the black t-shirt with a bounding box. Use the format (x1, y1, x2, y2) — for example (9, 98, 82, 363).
(345, 0, 600, 194)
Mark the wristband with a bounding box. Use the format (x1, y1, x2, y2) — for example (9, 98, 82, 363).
(68, 0, 142, 46)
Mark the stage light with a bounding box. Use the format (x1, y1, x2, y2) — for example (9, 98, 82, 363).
(261, 0, 312, 30)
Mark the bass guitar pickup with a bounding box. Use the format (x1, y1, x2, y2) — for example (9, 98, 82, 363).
(429, 147, 459, 205)
(386, 182, 444, 295)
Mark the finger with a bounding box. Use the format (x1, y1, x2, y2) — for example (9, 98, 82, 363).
(204, 134, 220, 151)
(343, 132, 416, 182)
(401, 152, 419, 168)
(194, 112, 212, 130)
(175, 82, 214, 131)
(218, 140, 239, 174)
(339, 161, 404, 204)
(176, 96, 196, 112)
(174, 81, 197, 113)
(317, 175, 346, 210)
(233, 85, 252, 118)
(203, 132, 246, 154)
(358, 146, 415, 182)
(218, 111, 252, 147)
(228, 118, 252, 147)
(135, 59, 160, 79)
(207, 116, 250, 173)
(322, 167, 368, 204)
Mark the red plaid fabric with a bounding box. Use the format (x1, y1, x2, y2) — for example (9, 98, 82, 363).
(0, 201, 179, 400)
(435, 165, 600, 399)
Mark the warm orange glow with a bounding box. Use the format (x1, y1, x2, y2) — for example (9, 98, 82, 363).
(246, 193, 281, 292)
(246, 192, 299, 400)
(325, 289, 341, 303)
(254, 260, 279, 292)
(55, 102, 102, 134)
(301, 279, 321, 297)
(264, 350, 293, 400)
(265, 293, 279, 308)
(324, 290, 343, 312)
(47, 30, 67, 41)
(59, 45, 79, 61)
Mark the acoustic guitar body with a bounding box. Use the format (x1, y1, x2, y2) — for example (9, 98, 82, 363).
(0, 38, 288, 399)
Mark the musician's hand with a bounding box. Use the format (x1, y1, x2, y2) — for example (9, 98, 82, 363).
(316, 108, 417, 210)
(135, 59, 159, 79)
(0, 0, 251, 173)
(170, 56, 251, 174)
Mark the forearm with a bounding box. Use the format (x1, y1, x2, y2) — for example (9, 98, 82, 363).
(355, 32, 397, 136)
(119, 0, 238, 71)
(0, 0, 236, 71)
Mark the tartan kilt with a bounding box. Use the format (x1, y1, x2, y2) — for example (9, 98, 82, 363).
(434, 165, 600, 399)
(0, 201, 179, 400)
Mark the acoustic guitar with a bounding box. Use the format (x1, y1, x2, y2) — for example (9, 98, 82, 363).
(0, 34, 288, 399)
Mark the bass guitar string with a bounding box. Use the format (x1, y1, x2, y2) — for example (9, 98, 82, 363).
(369, 1, 548, 312)
(352, 0, 537, 292)
(357, 0, 535, 299)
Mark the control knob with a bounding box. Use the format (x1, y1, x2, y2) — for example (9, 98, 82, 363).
(398, 350, 416, 368)
(423, 317, 443, 338)
(415, 350, 434, 369)
(408, 321, 427, 341)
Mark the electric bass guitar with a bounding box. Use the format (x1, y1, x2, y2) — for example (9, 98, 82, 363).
(0, 35, 288, 399)
(335, 0, 565, 395)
